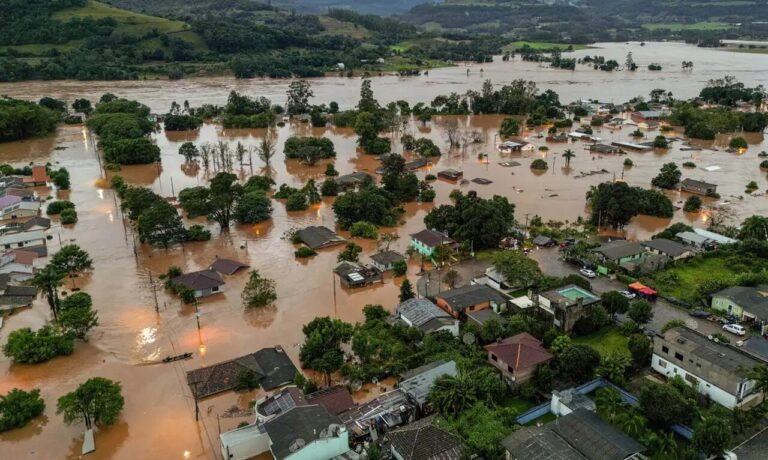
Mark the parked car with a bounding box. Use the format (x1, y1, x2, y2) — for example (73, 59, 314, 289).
(579, 268, 596, 279)
(620, 290, 636, 300)
(689, 310, 711, 319)
(723, 324, 746, 336)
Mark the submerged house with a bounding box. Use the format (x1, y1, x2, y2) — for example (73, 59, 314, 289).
(369, 250, 406, 272)
(171, 269, 225, 298)
(334, 261, 382, 288)
(498, 140, 534, 153)
(680, 178, 717, 196)
(296, 226, 346, 250)
(409, 229, 458, 259)
(336, 172, 371, 191)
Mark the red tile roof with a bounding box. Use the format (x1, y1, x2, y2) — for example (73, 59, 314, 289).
(306, 386, 356, 415)
(22, 166, 51, 184)
(11, 249, 37, 266)
(484, 332, 553, 372)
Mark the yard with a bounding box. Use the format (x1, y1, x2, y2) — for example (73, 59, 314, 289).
(644, 256, 740, 303)
(573, 326, 629, 357)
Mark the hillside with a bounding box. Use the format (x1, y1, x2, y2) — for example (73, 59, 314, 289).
(109, 0, 430, 16)
(400, 0, 768, 43)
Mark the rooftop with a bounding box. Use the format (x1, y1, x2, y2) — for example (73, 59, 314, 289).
(437, 284, 508, 312)
(693, 228, 737, 245)
(264, 405, 344, 460)
(171, 269, 224, 291)
(336, 171, 371, 186)
(681, 178, 716, 189)
(306, 386, 356, 416)
(642, 238, 693, 258)
(541, 285, 600, 307)
(398, 360, 458, 407)
(386, 416, 462, 460)
(502, 408, 644, 460)
(208, 257, 249, 275)
(466, 309, 508, 327)
(297, 226, 345, 249)
(397, 298, 452, 328)
(592, 240, 646, 261)
(484, 333, 553, 373)
(410, 229, 455, 248)
(256, 386, 306, 419)
(661, 327, 763, 375)
(370, 250, 406, 266)
(676, 231, 710, 245)
(0, 195, 22, 208)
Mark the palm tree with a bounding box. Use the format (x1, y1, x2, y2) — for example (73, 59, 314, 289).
(428, 374, 476, 417)
(643, 431, 678, 459)
(562, 149, 575, 168)
(746, 364, 768, 403)
(594, 387, 622, 422)
(617, 409, 647, 438)
(32, 265, 66, 322)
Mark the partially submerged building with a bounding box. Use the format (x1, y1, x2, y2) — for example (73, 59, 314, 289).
(409, 229, 457, 259)
(334, 261, 382, 288)
(680, 178, 717, 196)
(171, 269, 225, 298)
(396, 298, 459, 336)
(369, 250, 406, 272)
(296, 226, 346, 250)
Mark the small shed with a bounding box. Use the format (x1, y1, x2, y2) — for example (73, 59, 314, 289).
(680, 178, 717, 196)
(296, 226, 345, 249)
(437, 169, 463, 181)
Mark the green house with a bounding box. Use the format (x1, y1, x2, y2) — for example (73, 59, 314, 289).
(591, 240, 647, 274)
(711, 285, 768, 324)
(409, 229, 457, 259)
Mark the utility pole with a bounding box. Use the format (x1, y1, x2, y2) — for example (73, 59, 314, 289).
(149, 269, 159, 314)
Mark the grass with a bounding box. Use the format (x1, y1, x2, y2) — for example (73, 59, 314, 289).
(506, 41, 590, 52)
(524, 411, 557, 426)
(645, 256, 738, 302)
(641, 21, 733, 31)
(573, 326, 629, 357)
(503, 395, 536, 414)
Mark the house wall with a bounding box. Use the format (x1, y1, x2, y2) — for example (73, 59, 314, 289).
(435, 321, 460, 337)
(194, 285, 224, 298)
(220, 430, 270, 460)
(435, 298, 490, 318)
(711, 295, 744, 317)
(409, 239, 434, 257)
(487, 351, 536, 386)
(284, 430, 350, 460)
(0, 237, 46, 249)
(651, 354, 760, 409)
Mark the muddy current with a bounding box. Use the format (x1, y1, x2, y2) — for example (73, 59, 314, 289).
(0, 42, 767, 459)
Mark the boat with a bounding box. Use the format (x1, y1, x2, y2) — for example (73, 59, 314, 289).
(162, 352, 193, 363)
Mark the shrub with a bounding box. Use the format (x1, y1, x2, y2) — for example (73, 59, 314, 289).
(499, 118, 520, 137)
(729, 137, 748, 150)
(425, 174, 437, 181)
(320, 179, 339, 196)
(530, 159, 549, 171)
(46, 200, 75, 215)
(285, 193, 308, 211)
(652, 136, 669, 148)
(746, 181, 758, 192)
(3, 326, 75, 364)
(761, 160, 768, 169)
(590, 118, 603, 127)
(0, 388, 46, 432)
(683, 196, 702, 212)
(392, 259, 407, 276)
(682, 161, 696, 168)
(186, 225, 211, 241)
(295, 246, 317, 258)
(60, 209, 78, 224)
(350, 221, 379, 239)
(623, 158, 634, 167)
(325, 164, 338, 176)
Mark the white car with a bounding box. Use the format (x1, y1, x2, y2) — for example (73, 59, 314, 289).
(579, 268, 596, 279)
(620, 290, 636, 300)
(723, 324, 746, 336)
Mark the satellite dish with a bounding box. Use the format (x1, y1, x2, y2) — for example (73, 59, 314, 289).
(463, 332, 476, 345)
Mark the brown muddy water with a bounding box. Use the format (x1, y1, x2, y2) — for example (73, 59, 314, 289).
(0, 41, 767, 459)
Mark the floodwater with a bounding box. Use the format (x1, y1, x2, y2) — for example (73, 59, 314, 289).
(0, 41, 767, 459)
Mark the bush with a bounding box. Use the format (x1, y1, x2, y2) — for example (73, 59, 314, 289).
(320, 179, 339, 196)
(729, 137, 748, 150)
(103, 138, 161, 165)
(425, 174, 437, 181)
(285, 193, 308, 211)
(392, 259, 407, 276)
(0, 388, 46, 432)
(46, 200, 75, 215)
(234, 368, 260, 391)
(186, 225, 211, 241)
(3, 326, 75, 364)
(295, 246, 317, 258)
(414, 138, 441, 157)
(683, 196, 702, 212)
(325, 164, 338, 176)
(590, 118, 603, 127)
(530, 159, 548, 171)
(350, 221, 379, 239)
(60, 209, 78, 224)
(499, 118, 520, 137)
(652, 136, 669, 148)
(623, 158, 633, 167)
(682, 161, 696, 168)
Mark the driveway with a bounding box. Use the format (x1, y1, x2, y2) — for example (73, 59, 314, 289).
(530, 247, 726, 338)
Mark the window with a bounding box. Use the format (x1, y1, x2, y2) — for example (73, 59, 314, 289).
(662, 346, 669, 354)
(685, 374, 699, 386)
(507, 365, 514, 373)
(491, 354, 498, 362)
(674, 352, 684, 361)
(658, 359, 667, 368)
(212, 286, 219, 292)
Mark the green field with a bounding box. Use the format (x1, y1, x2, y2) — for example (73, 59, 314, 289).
(645, 256, 738, 302)
(506, 41, 590, 51)
(318, 16, 371, 39)
(574, 327, 629, 357)
(642, 21, 733, 31)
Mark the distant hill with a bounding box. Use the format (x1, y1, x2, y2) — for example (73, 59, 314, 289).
(108, 0, 432, 16)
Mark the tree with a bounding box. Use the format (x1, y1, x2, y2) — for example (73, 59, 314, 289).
(638, 382, 694, 427)
(72, 98, 92, 115)
(60, 208, 78, 225)
(493, 250, 541, 289)
(739, 215, 768, 241)
(57, 377, 124, 429)
(399, 279, 415, 302)
(429, 373, 477, 417)
(338, 242, 363, 263)
(596, 352, 631, 384)
(729, 136, 748, 150)
(234, 368, 260, 391)
(241, 270, 277, 308)
(233, 191, 272, 224)
(0, 388, 45, 432)
(50, 244, 93, 288)
(693, 416, 732, 457)
(745, 364, 768, 403)
(444, 269, 459, 289)
(103, 138, 161, 165)
(137, 201, 186, 247)
(617, 409, 647, 438)
(208, 172, 242, 231)
(558, 344, 600, 383)
(628, 334, 652, 369)
(299, 317, 354, 385)
(424, 191, 515, 250)
(531, 159, 548, 171)
(595, 387, 623, 422)
(499, 118, 519, 137)
(562, 149, 575, 168)
(178, 142, 199, 163)
(587, 181, 639, 228)
(258, 136, 276, 168)
(3, 326, 74, 364)
(32, 265, 65, 321)
(59, 292, 99, 340)
(357, 79, 379, 114)
(651, 162, 681, 189)
(286, 80, 314, 115)
(683, 195, 702, 212)
(628, 300, 653, 325)
(601, 291, 629, 318)
(52, 167, 70, 189)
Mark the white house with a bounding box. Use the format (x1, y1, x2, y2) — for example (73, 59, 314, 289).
(0, 229, 46, 250)
(652, 327, 763, 409)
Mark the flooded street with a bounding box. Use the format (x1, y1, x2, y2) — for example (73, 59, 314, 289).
(0, 41, 767, 459)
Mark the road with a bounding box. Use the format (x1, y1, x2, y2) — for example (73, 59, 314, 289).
(529, 247, 729, 338)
